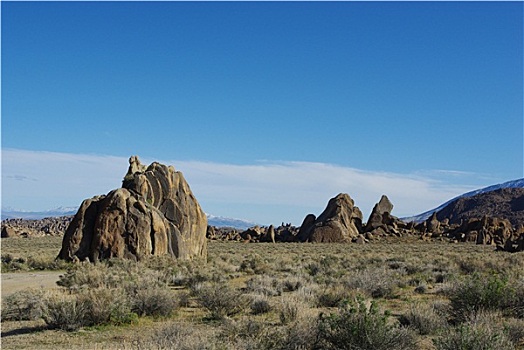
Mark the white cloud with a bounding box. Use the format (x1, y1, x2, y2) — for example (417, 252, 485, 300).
(2, 148, 488, 225)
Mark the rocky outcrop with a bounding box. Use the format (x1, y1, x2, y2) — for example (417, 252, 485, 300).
(446, 216, 515, 245)
(361, 195, 410, 239)
(58, 156, 207, 262)
(298, 193, 363, 243)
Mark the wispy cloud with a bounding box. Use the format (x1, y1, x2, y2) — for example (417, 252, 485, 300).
(2, 148, 492, 225)
(5, 174, 38, 182)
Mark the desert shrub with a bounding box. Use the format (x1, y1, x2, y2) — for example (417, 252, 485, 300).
(193, 282, 248, 320)
(139, 322, 215, 350)
(130, 286, 177, 317)
(239, 253, 271, 275)
(1, 288, 46, 321)
(447, 273, 516, 322)
(317, 299, 417, 350)
(503, 318, 524, 346)
(277, 317, 320, 350)
(57, 259, 172, 292)
(221, 316, 320, 350)
(220, 318, 276, 349)
(245, 275, 282, 296)
(250, 295, 272, 315)
(81, 287, 137, 326)
(509, 278, 524, 318)
(345, 267, 398, 299)
(294, 283, 320, 306)
(171, 269, 212, 287)
(305, 255, 345, 281)
(178, 290, 192, 308)
(278, 298, 300, 325)
(42, 293, 90, 331)
(1, 254, 27, 271)
(433, 316, 514, 350)
(57, 263, 110, 289)
(414, 283, 428, 294)
(398, 302, 448, 335)
(41, 288, 137, 331)
(26, 256, 70, 271)
(316, 284, 356, 308)
(282, 275, 304, 292)
(386, 258, 407, 270)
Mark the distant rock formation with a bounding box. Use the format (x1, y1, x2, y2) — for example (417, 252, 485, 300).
(1, 216, 72, 238)
(58, 156, 207, 262)
(298, 193, 363, 243)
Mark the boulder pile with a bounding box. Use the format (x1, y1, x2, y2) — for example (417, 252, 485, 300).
(1, 216, 72, 238)
(57, 156, 207, 262)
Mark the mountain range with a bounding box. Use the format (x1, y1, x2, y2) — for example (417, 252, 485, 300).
(402, 178, 524, 223)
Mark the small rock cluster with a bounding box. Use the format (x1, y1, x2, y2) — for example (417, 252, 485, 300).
(207, 223, 298, 243)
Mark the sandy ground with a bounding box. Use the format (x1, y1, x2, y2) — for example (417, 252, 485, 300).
(1, 272, 63, 299)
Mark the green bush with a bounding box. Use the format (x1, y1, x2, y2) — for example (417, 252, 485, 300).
(317, 299, 417, 350)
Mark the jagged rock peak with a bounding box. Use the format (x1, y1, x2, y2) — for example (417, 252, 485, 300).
(365, 195, 394, 232)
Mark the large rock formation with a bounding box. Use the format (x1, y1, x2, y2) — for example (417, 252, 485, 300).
(298, 193, 363, 243)
(58, 156, 207, 262)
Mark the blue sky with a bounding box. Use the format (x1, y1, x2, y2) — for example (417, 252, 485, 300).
(2, 2, 523, 225)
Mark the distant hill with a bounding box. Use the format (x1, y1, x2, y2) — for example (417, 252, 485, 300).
(435, 187, 524, 227)
(403, 178, 524, 223)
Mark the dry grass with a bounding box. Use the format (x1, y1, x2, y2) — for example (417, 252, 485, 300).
(1, 236, 524, 349)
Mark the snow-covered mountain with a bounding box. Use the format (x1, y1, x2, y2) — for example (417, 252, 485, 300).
(206, 214, 258, 230)
(1, 206, 78, 220)
(402, 178, 524, 223)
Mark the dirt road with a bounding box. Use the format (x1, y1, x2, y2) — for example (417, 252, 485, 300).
(1, 271, 63, 299)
